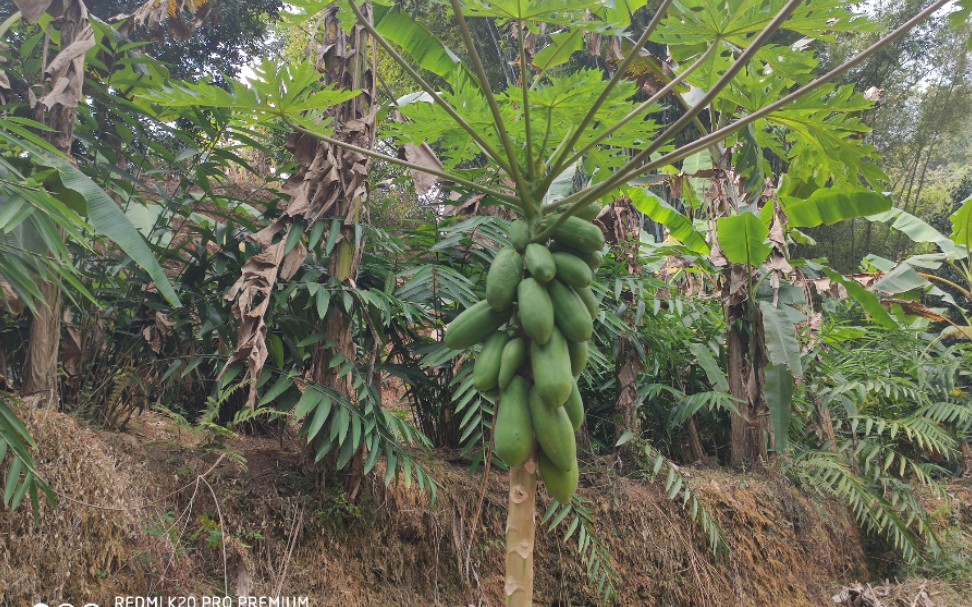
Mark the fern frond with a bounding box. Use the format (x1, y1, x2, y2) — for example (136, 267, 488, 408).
(543, 495, 620, 604)
(792, 450, 935, 563)
(639, 441, 728, 556)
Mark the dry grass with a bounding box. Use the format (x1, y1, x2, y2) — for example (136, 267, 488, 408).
(2, 408, 970, 606)
(0, 404, 147, 601)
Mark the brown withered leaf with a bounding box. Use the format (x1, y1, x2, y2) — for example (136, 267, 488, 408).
(279, 241, 307, 281)
(141, 310, 174, 354)
(13, 0, 61, 22)
(883, 299, 948, 323)
(62, 326, 82, 375)
(222, 239, 286, 408)
(725, 264, 750, 306)
(33, 5, 94, 111)
(400, 142, 443, 202)
(0, 280, 23, 316)
(131, 0, 212, 41)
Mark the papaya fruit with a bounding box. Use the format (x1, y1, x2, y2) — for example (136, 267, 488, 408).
(548, 215, 605, 253)
(524, 243, 556, 283)
(497, 337, 527, 390)
(564, 379, 584, 431)
(583, 249, 604, 270)
(537, 449, 579, 503)
(576, 201, 603, 221)
(473, 332, 508, 392)
(529, 385, 577, 471)
(486, 247, 522, 311)
(510, 220, 530, 252)
(548, 279, 593, 342)
(494, 376, 533, 467)
(444, 301, 512, 350)
(573, 285, 600, 321)
(552, 252, 593, 288)
(530, 328, 573, 406)
(567, 339, 588, 377)
(550, 243, 603, 270)
(518, 278, 554, 345)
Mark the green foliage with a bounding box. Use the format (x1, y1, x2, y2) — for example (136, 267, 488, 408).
(543, 495, 620, 604)
(717, 213, 771, 267)
(632, 439, 728, 557)
(0, 393, 54, 517)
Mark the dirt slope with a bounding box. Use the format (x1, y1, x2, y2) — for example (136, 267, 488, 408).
(1, 407, 968, 606)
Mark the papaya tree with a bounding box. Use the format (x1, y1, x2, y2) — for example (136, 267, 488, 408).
(135, 0, 959, 602)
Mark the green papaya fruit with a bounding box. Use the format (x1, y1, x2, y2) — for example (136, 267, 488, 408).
(444, 301, 512, 350)
(573, 285, 600, 321)
(552, 252, 593, 288)
(576, 202, 603, 221)
(498, 337, 527, 390)
(486, 247, 523, 311)
(473, 332, 509, 392)
(510, 220, 530, 252)
(537, 449, 579, 503)
(494, 376, 533, 467)
(530, 328, 573, 407)
(518, 278, 554, 345)
(524, 243, 556, 283)
(547, 215, 605, 253)
(550, 243, 603, 270)
(567, 339, 588, 377)
(548, 279, 593, 342)
(564, 379, 584, 431)
(529, 385, 577, 471)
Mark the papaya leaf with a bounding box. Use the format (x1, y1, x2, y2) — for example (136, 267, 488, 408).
(717, 213, 771, 267)
(780, 187, 890, 228)
(628, 188, 710, 256)
(533, 29, 583, 72)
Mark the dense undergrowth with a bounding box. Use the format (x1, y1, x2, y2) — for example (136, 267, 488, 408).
(1, 1, 971, 604)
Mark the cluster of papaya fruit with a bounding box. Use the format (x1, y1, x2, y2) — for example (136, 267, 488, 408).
(444, 208, 604, 503)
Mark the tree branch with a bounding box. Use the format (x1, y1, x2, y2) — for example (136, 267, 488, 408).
(288, 123, 519, 204)
(449, 0, 531, 206)
(347, 1, 512, 176)
(548, 0, 675, 178)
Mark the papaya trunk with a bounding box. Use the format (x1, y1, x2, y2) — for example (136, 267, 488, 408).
(505, 458, 537, 607)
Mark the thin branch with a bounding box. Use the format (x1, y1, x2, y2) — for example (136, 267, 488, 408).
(346, 1, 511, 175)
(551, 0, 952, 217)
(558, 43, 718, 172)
(612, 0, 957, 198)
(519, 23, 536, 184)
(549, 0, 676, 177)
(540, 0, 805, 231)
(449, 0, 530, 204)
(920, 273, 972, 301)
(288, 123, 519, 204)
